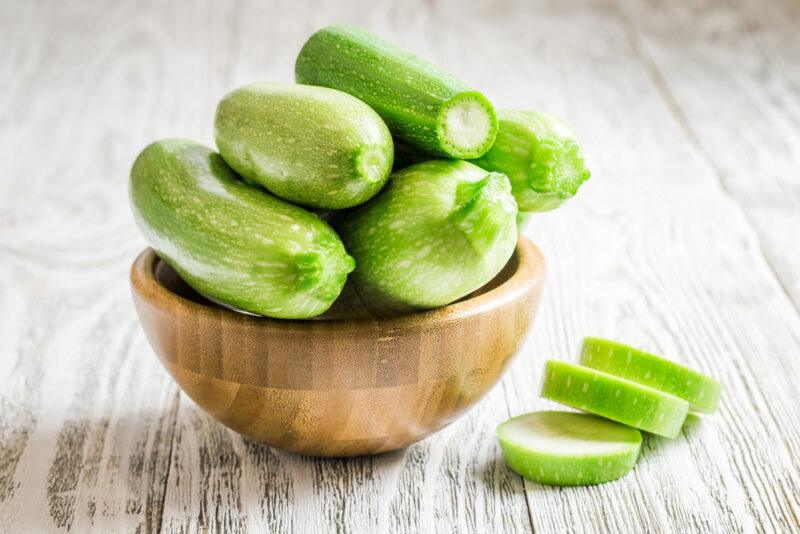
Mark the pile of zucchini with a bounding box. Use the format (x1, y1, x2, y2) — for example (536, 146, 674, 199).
(130, 25, 590, 319)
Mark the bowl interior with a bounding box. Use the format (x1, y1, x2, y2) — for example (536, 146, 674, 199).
(150, 241, 529, 324)
(153, 258, 209, 306)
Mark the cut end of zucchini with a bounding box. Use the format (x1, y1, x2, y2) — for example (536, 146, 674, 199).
(497, 411, 642, 486)
(516, 136, 590, 213)
(451, 172, 517, 256)
(437, 92, 498, 159)
(528, 137, 591, 200)
(355, 144, 392, 184)
(499, 412, 642, 456)
(470, 109, 591, 213)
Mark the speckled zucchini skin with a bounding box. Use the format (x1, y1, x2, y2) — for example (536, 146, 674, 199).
(296, 25, 498, 159)
(335, 160, 518, 316)
(580, 337, 723, 413)
(471, 110, 590, 212)
(129, 139, 355, 319)
(215, 83, 393, 210)
(541, 360, 689, 438)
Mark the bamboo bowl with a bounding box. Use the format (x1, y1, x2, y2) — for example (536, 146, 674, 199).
(131, 238, 545, 457)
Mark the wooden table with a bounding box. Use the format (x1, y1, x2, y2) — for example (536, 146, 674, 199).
(2, 0, 799, 531)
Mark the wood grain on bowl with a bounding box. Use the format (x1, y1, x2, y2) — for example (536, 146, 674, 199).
(130, 239, 545, 457)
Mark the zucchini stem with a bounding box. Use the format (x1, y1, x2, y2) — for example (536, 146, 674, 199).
(451, 172, 517, 256)
(356, 145, 392, 184)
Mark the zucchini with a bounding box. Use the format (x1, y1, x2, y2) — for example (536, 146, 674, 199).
(296, 25, 498, 159)
(580, 337, 723, 413)
(335, 160, 518, 316)
(130, 139, 355, 319)
(471, 110, 590, 212)
(541, 360, 689, 438)
(215, 83, 393, 210)
(497, 411, 642, 486)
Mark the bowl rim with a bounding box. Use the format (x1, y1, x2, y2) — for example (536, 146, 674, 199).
(130, 237, 544, 333)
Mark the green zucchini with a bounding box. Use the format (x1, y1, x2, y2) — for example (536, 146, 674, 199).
(335, 160, 518, 316)
(215, 83, 393, 210)
(471, 110, 590, 212)
(130, 139, 355, 319)
(580, 337, 723, 413)
(541, 360, 689, 438)
(296, 25, 498, 159)
(497, 411, 642, 486)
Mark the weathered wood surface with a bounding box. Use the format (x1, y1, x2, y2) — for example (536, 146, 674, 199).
(1, 0, 799, 532)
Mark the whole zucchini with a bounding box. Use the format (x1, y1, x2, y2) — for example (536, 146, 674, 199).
(335, 160, 518, 316)
(215, 83, 393, 209)
(471, 110, 590, 212)
(130, 139, 355, 319)
(296, 25, 498, 159)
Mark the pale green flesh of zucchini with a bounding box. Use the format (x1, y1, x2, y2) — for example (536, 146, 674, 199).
(438, 93, 495, 156)
(497, 411, 642, 486)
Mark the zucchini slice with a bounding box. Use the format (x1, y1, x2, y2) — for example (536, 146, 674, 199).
(497, 411, 642, 486)
(580, 337, 723, 413)
(541, 360, 689, 438)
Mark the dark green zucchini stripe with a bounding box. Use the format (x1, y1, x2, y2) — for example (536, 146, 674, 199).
(296, 25, 498, 159)
(215, 83, 393, 210)
(335, 160, 518, 316)
(472, 110, 590, 212)
(130, 139, 355, 319)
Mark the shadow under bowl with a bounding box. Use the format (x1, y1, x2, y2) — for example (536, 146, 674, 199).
(130, 238, 545, 457)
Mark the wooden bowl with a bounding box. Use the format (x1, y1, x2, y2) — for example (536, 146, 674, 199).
(130, 238, 545, 457)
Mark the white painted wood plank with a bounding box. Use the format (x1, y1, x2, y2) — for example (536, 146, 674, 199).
(160, 383, 531, 533)
(0, 1, 189, 531)
(615, 0, 800, 306)
(0, 263, 179, 533)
